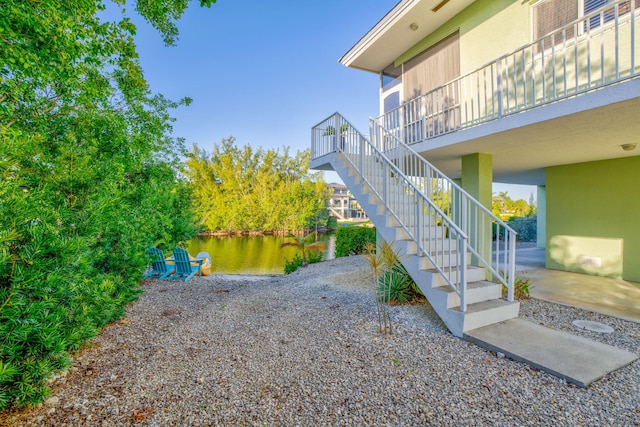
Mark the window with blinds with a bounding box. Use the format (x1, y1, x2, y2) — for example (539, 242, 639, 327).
(584, 0, 609, 12)
(532, 0, 578, 44)
(584, 0, 640, 29)
(585, 0, 610, 29)
(402, 31, 460, 100)
(532, 0, 638, 41)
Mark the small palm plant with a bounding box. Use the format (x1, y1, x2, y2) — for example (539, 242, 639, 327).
(364, 241, 402, 333)
(280, 233, 326, 267)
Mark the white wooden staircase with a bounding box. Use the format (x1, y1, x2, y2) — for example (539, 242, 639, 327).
(311, 113, 520, 337)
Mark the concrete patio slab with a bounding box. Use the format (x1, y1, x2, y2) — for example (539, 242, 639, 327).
(464, 318, 638, 387)
(515, 247, 640, 323)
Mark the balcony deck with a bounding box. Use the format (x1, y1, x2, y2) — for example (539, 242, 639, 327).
(413, 77, 640, 185)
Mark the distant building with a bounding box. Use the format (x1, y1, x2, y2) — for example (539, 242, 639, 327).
(327, 183, 367, 221)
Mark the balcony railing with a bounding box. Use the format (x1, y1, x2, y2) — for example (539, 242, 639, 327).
(377, 0, 640, 145)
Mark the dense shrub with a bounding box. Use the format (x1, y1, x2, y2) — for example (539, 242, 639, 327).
(335, 226, 377, 258)
(0, 1, 198, 410)
(284, 254, 304, 274)
(508, 215, 537, 242)
(326, 216, 338, 230)
(493, 215, 537, 242)
(184, 140, 329, 232)
(283, 250, 324, 274)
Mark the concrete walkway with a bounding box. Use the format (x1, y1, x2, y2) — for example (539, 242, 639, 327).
(465, 246, 639, 387)
(465, 319, 637, 387)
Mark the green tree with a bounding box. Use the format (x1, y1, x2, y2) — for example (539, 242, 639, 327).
(492, 191, 536, 220)
(184, 138, 329, 233)
(528, 192, 537, 216)
(0, 0, 204, 409)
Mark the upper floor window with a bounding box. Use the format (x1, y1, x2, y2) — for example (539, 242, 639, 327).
(533, 0, 578, 43)
(381, 62, 402, 91)
(533, 0, 636, 43)
(585, 0, 615, 29)
(584, 0, 610, 13)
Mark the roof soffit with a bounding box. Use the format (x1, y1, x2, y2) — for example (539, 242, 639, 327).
(340, 0, 477, 73)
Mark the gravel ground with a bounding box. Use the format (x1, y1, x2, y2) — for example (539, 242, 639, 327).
(2, 256, 639, 426)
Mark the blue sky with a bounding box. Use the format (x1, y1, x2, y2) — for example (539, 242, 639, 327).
(123, 0, 536, 202)
(127, 1, 388, 150)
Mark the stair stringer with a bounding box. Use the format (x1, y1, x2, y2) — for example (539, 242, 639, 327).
(330, 153, 519, 338)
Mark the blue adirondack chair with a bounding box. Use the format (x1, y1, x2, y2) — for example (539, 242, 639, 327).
(169, 248, 203, 282)
(196, 251, 211, 275)
(143, 247, 174, 280)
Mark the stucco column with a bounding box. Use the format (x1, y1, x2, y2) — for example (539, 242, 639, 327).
(461, 153, 493, 267)
(536, 185, 546, 248)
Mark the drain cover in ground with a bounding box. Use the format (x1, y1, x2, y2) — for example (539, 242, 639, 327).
(572, 320, 614, 333)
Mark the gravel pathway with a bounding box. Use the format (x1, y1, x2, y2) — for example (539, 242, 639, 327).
(2, 256, 638, 426)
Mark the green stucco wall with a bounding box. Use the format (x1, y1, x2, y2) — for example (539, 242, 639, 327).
(396, 0, 530, 74)
(546, 156, 640, 282)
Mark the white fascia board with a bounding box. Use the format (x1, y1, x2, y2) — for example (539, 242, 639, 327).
(339, 0, 476, 73)
(339, 0, 419, 69)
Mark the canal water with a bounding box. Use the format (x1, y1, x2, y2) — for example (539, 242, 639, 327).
(187, 233, 336, 275)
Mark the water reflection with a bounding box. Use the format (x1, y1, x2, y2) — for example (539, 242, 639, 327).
(187, 233, 335, 275)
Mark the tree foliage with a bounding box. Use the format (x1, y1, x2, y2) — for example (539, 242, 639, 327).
(0, 0, 200, 409)
(184, 138, 330, 233)
(492, 191, 536, 220)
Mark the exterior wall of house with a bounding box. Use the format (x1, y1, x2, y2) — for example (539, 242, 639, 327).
(546, 156, 640, 282)
(396, 0, 530, 75)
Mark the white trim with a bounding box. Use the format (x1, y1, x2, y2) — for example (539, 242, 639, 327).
(340, 0, 418, 67)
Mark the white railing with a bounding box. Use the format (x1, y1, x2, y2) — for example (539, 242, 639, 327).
(369, 118, 517, 296)
(312, 113, 518, 310)
(378, 0, 640, 145)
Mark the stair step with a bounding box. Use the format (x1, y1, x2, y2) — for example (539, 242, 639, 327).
(396, 239, 417, 255)
(432, 280, 502, 308)
(419, 251, 471, 269)
(449, 299, 520, 333)
(391, 235, 452, 257)
(427, 265, 487, 286)
(386, 216, 400, 227)
(394, 226, 444, 241)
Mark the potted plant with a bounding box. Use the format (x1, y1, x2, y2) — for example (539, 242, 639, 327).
(323, 124, 349, 151)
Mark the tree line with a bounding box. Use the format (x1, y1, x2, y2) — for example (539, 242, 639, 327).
(184, 138, 330, 234)
(492, 191, 537, 220)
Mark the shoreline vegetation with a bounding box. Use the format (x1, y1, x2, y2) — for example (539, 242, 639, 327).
(196, 227, 337, 238)
(195, 219, 374, 237)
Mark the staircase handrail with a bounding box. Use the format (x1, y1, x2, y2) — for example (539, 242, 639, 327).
(313, 112, 472, 309)
(370, 118, 517, 297)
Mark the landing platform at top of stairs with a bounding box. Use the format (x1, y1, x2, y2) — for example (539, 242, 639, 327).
(464, 318, 638, 387)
